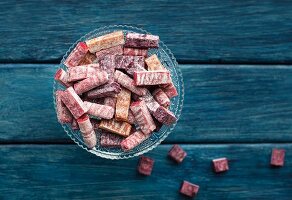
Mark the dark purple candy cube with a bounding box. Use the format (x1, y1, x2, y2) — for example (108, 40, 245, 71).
(137, 156, 154, 176)
(212, 157, 229, 173)
(271, 148, 285, 167)
(180, 181, 199, 198)
(168, 145, 187, 163)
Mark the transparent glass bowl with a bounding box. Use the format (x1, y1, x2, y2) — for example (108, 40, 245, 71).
(53, 25, 184, 159)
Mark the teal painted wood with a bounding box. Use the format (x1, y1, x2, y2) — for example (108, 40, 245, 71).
(1, 64, 292, 143)
(0, 144, 291, 199)
(0, 1, 292, 63)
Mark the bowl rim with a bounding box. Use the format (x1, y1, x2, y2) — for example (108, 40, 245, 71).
(53, 25, 184, 159)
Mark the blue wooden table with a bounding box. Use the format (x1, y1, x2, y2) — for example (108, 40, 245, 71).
(1, 1, 292, 199)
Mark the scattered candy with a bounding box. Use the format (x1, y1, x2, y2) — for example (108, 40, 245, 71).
(271, 149, 285, 167)
(121, 130, 149, 151)
(212, 157, 229, 173)
(55, 91, 73, 124)
(123, 47, 148, 57)
(137, 156, 154, 176)
(54, 69, 72, 88)
(64, 42, 88, 68)
(100, 130, 123, 148)
(84, 101, 115, 119)
(152, 88, 170, 107)
(130, 100, 156, 135)
(180, 181, 199, 198)
(115, 88, 131, 121)
(86, 31, 125, 53)
(125, 33, 159, 48)
(145, 54, 165, 71)
(99, 119, 132, 137)
(168, 145, 187, 163)
(134, 70, 171, 86)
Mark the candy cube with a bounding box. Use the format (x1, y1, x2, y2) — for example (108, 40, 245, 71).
(54, 69, 72, 88)
(61, 87, 87, 119)
(130, 100, 156, 135)
(137, 156, 154, 176)
(84, 101, 114, 119)
(99, 119, 132, 137)
(115, 88, 131, 121)
(64, 42, 88, 68)
(86, 31, 125, 53)
(78, 52, 96, 65)
(123, 47, 148, 57)
(134, 70, 171, 86)
(125, 33, 159, 48)
(55, 90, 73, 124)
(100, 131, 123, 148)
(114, 55, 145, 75)
(180, 181, 199, 198)
(168, 145, 187, 163)
(161, 82, 178, 98)
(85, 82, 121, 99)
(114, 70, 147, 96)
(212, 157, 229, 173)
(152, 88, 170, 107)
(83, 130, 97, 149)
(121, 130, 149, 151)
(104, 96, 117, 109)
(77, 114, 93, 135)
(153, 106, 177, 125)
(145, 54, 165, 71)
(67, 65, 98, 82)
(271, 149, 285, 167)
(74, 71, 109, 94)
(95, 45, 123, 61)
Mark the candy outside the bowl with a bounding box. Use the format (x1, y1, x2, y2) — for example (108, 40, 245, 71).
(271, 149, 285, 167)
(212, 157, 229, 173)
(180, 181, 199, 198)
(55, 30, 178, 150)
(137, 156, 154, 176)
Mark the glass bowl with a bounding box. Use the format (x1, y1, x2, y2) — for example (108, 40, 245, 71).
(53, 25, 184, 159)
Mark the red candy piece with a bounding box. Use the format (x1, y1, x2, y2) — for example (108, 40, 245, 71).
(168, 145, 187, 163)
(212, 157, 229, 173)
(121, 130, 149, 151)
(180, 181, 199, 198)
(67, 65, 98, 82)
(84, 101, 114, 119)
(54, 69, 72, 88)
(125, 33, 159, 48)
(161, 82, 178, 98)
(77, 114, 93, 135)
(55, 90, 73, 124)
(114, 55, 145, 75)
(100, 131, 123, 148)
(152, 88, 170, 107)
(271, 148, 285, 167)
(137, 156, 154, 176)
(153, 106, 177, 125)
(134, 70, 171, 86)
(123, 47, 148, 57)
(64, 42, 88, 68)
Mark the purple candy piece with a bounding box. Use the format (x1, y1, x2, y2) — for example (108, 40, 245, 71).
(125, 33, 159, 48)
(114, 55, 146, 75)
(100, 131, 123, 148)
(85, 82, 121, 99)
(153, 106, 177, 125)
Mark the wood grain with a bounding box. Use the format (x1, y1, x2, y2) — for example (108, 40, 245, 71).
(0, 144, 291, 200)
(0, 0, 292, 63)
(1, 64, 292, 143)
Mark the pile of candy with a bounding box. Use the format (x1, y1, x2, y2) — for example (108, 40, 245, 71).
(139, 145, 286, 198)
(55, 31, 178, 150)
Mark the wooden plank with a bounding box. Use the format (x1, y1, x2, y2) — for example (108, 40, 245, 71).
(0, 1, 292, 63)
(0, 144, 291, 199)
(1, 64, 292, 143)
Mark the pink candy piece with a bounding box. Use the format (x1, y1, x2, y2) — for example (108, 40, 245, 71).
(123, 47, 148, 57)
(83, 130, 97, 149)
(152, 88, 170, 107)
(180, 181, 199, 198)
(98, 55, 116, 82)
(67, 65, 98, 82)
(168, 145, 187, 163)
(161, 82, 178, 98)
(121, 130, 149, 151)
(54, 69, 72, 88)
(64, 42, 88, 68)
(212, 157, 229, 173)
(85, 82, 121, 99)
(114, 55, 146, 75)
(153, 106, 177, 125)
(137, 156, 154, 176)
(134, 70, 171, 86)
(100, 131, 123, 148)
(271, 149, 285, 167)
(84, 101, 114, 119)
(114, 70, 147, 96)
(130, 100, 156, 135)
(104, 96, 117, 109)
(95, 45, 123, 61)
(125, 33, 159, 48)
(138, 91, 160, 114)
(77, 114, 93, 135)
(61, 87, 87, 119)
(55, 91, 73, 124)
(74, 71, 109, 94)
